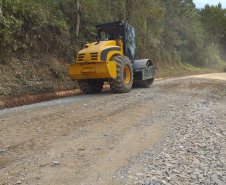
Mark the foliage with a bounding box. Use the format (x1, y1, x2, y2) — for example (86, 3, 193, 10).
(0, 0, 226, 69)
(159, 0, 206, 66)
(200, 4, 226, 46)
(199, 4, 226, 65)
(0, 0, 69, 62)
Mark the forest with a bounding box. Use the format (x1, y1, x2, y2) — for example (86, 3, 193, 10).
(0, 0, 226, 97)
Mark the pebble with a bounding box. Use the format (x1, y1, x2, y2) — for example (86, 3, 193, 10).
(115, 78, 226, 185)
(16, 180, 22, 184)
(52, 161, 60, 165)
(1, 78, 225, 185)
(172, 169, 179, 174)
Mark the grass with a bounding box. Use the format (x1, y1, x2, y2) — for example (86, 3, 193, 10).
(0, 56, 225, 100)
(0, 56, 78, 100)
(156, 61, 224, 79)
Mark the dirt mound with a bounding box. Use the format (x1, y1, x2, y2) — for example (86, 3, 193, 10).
(0, 85, 110, 110)
(0, 89, 82, 110)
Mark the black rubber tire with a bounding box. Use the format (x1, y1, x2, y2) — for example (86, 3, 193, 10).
(109, 56, 133, 93)
(78, 79, 103, 94)
(133, 78, 154, 88)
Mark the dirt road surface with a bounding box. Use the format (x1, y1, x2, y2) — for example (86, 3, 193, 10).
(188, 73, 226, 81)
(0, 74, 226, 185)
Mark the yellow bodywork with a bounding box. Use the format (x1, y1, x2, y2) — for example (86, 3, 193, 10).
(68, 40, 123, 80)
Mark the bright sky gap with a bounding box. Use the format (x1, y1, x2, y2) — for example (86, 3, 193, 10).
(193, 0, 226, 9)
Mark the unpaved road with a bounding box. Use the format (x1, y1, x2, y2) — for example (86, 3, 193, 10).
(0, 74, 226, 185)
(188, 73, 226, 81)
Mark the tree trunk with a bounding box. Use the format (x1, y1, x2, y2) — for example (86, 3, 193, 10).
(123, 0, 139, 24)
(76, 0, 81, 37)
(123, 0, 130, 23)
(115, 0, 118, 20)
(211, 23, 214, 64)
(108, 0, 111, 21)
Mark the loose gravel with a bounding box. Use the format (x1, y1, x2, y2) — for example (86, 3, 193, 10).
(112, 78, 226, 185)
(0, 77, 226, 185)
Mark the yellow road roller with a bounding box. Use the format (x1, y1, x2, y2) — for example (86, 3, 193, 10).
(68, 21, 158, 93)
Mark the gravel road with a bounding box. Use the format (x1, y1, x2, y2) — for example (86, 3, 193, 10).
(0, 76, 226, 185)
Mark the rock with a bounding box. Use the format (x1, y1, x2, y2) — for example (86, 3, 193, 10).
(198, 174, 204, 179)
(212, 178, 226, 185)
(178, 174, 189, 180)
(193, 158, 200, 165)
(211, 174, 218, 179)
(156, 171, 162, 176)
(186, 169, 193, 174)
(83, 104, 88, 107)
(172, 169, 180, 174)
(190, 174, 197, 180)
(52, 161, 60, 165)
(211, 174, 226, 185)
(166, 177, 171, 181)
(16, 180, 22, 184)
(71, 78, 226, 185)
(163, 162, 173, 168)
(135, 172, 145, 177)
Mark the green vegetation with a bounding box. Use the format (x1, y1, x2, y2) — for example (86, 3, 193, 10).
(0, 0, 226, 98)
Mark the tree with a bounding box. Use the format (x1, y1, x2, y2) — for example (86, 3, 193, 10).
(76, 0, 81, 37)
(200, 5, 226, 63)
(158, 0, 213, 66)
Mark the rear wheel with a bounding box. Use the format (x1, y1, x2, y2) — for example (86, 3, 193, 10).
(78, 79, 103, 94)
(110, 56, 133, 93)
(133, 59, 155, 88)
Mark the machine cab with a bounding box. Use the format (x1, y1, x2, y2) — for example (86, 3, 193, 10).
(95, 21, 136, 63)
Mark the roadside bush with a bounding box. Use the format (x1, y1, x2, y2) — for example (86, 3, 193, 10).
(0, 0, 70, 63)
